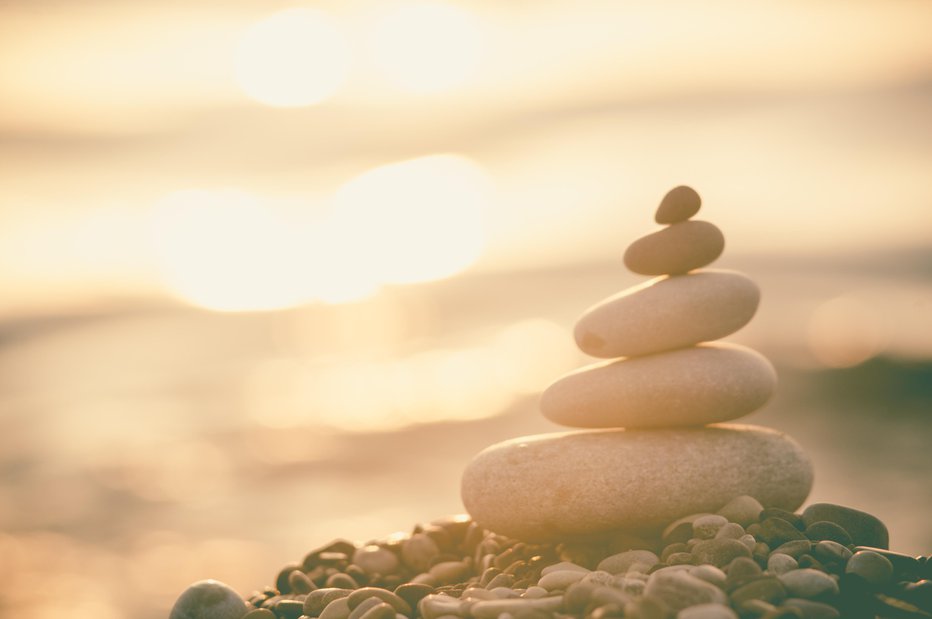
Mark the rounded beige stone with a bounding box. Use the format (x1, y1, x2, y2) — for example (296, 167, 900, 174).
(574, 270, 760, 359)
(541, 342, 776, 428)
(656, 186, 701, 224)
(623, 220, 725, 275)
(460, 424, 813, 542)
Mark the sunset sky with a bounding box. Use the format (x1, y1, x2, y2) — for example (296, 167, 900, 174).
(1, 0, 931, 314)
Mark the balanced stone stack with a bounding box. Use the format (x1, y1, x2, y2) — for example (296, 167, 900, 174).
(461, 186, 814, 542)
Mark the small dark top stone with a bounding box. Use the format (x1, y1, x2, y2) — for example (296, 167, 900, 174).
(656, 186, 701, 224)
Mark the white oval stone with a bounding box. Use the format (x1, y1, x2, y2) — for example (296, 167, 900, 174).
(540, 343, 776, 428)
(460, 424, 813, 542)
(574, 270, 760, 359)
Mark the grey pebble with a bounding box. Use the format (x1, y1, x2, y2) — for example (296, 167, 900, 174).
(716, 496, 764, 528)
(677, 603, 739, 619)
(777, 569, 839, 598)
(812, 541, 852, 564)
(645, 569, 727, 612)
(845, 550, 894, 585)
(767, 554, 799, 576)
(692, 539, 752, 568)
(170, 580, 248, 619)
(304, 588, 353, 617)
(715, 523, 746, 541)
(729, 576, 787, 607)
(597, 550, 660, 574)
(693, 515, 730, 540)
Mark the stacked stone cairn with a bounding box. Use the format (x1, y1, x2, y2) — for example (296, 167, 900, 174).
(171, 187, 930, 619)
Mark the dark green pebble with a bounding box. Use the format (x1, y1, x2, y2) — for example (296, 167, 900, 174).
(801, 504, 889, 550)
(771, 541, 813, 559)
(393, 583, 433, 610)
(761, 508, 805, 531)
(798, 554, 827, 571)
(813, 541, 852, 565)
(804, 521, 852, 546)
(275, 564, 303, 595)
(782, 597, 841, 619)
(758, 518, 808, 547)
(854, 546, 923, 579)
(271, 599, 304, 619)
(287, 570, 316, 595)
(899, 580, 932, 612)
(725, 556, 762, 591)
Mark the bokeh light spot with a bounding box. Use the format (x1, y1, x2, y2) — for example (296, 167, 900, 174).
(370, 2, 482, 93)
(234, 8, 349, 107)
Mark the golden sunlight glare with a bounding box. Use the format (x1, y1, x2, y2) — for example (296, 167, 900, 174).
(233, 8, 349, 107)
(149, 189, 304, 312)
(328, 154, 491, 285)
(370, 2, 482, 93)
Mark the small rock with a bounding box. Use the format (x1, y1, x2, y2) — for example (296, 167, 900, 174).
(760, 607, 805, 619)
(580, 571, 615, 587)
(663, 543, 691, 562)
(767, 554, 799, 576)
(715, 523, 746, 541)
(393, 583, 433, 611)
(782, 598, 840, 619)
(803, 522, 852, 546)
(801, 504, 888, 549)
(717, 496, 764, 528)
(347, 588, 412, 616)
(778, 569, 839, 598)
(288, 570, 316, 594)
(625, 596, 668, 619)
(757, 518, 807, 547)
(537, 569, 588, 591)
(692, 539, 753, 568)
(417, 594, 469, 619)
(645, 569, 728, 612)
(356, 602, 395, 619)
(319, 597, 353, 619)
(845, 550, 894, 586)
(759, 509, 805, 531)
(597, 550, 660, 574)
(170, 580, 248, 619)
(305, 589, 354, 617)
(738, 535, 757, 551)
(624, 220, 725, 275)
(347, 597, 384, 619)
(243, 610, 275, 619)
(770, 541, 812, 559)
(401, 534, 440, 573)
(470, 597, 563, 619)
(429, 561, 471, 585)
(677, 603, 739, 619)
(725, 557, 761, 590)
(521, 586, 549, 599)
(694, 515, 730, 540)
(852, 546, 922, 579)
(665, 515, 712, 545)
(656, 186, 701, 224)
(539, 561, 589, 576)
(668, 552, 696, 565)
(812, 541, 852, 565)
(729, 576, 787, 607)
(690, 565, 727, 588)
(326, 573, 360, 590)
(352, 546, 400, 576)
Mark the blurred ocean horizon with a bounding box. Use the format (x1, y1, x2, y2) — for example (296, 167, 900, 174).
(1, 254, 930, 619)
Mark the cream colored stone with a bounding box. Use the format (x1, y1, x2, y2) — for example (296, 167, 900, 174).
(540, 343, 776, 428)
(460, 424, 812, 542)
(574, 270, 759, 359)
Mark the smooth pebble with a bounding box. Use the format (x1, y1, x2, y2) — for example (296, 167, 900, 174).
(536, 569, 588, 591)
(541, 343, 776, 429)
(597, 550, 660, 574)
(645, 570, 727, 612)
(461, 425, 813, 540)
(717, 496, 764, 528)
(693, 515, 729, 540)
(677, 603, 739, 619)
(777, 569, 839, 599)
(768, 554, 799, 576)
(782, 598, 840, 619)
(656, 186, 701, 224)
(801, 504, 888, 549)
(624, 220, 725, 275)
(845, 550, 894, 586)
(573, 270, 760, 359)
(170, 580, 247, 619)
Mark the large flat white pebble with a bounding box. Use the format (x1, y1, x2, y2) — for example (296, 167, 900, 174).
(541, 343, 776, 428)
(461, 425, 812, 541)
(574, 270, 759, 359)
